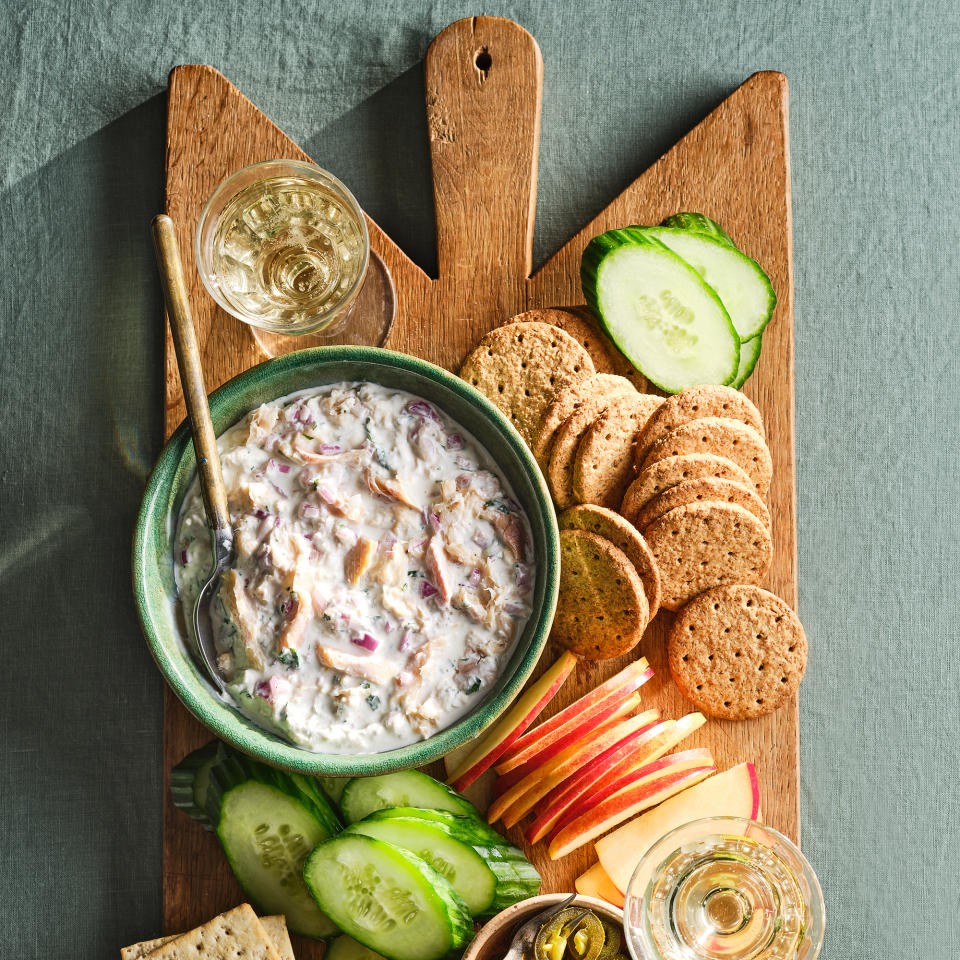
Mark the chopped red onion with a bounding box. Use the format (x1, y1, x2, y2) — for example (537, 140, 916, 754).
(420, 581, 438, 599)
(253, 508, 269, 520)
(456, 475, 470, 491)
(316, 486, 336, 504)
(254, 679, 271, 700)
(468, 567, 482, 587)
(406, 400, 441, 422)
(504, 602, 527, 617)
(268, 480, 286, 498)
(303, 532, 314, 541)
(301, 502, 321, 518)
(472, 528, 492, 549)
(319, 443, 341, 454)
(398, 630, 414, 652)
(454, 455, 475, 471)
(252, 468, 266, 480)
(380, 532, 396, 557)
(352, 633, 379, 652)
(180, 548, 189, 566)
(515, 563, 532, 593)
(446, 433, 465, 450)
(428, 511, 442, 532)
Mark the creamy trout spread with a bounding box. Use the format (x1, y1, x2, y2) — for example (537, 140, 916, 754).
(174, 383, 534, 753)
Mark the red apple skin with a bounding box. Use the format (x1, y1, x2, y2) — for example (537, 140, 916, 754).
(548, 764, 716, 860)
(494, 683, 647, 783)
(498, 662, 652, 770)
(448, 657, 575, 791)
(525, 719, 670, 844)
(746, 762, 760, 819)
(492, 709, 657, 828)
(492, 699, 639, 799)
(547, 748, 713, 843)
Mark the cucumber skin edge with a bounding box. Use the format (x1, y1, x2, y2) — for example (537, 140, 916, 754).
(580, 228, 741, 393)
(303, 834, 474, 960)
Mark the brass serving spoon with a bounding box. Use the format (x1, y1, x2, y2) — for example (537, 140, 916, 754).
(152, 214, 232, 694)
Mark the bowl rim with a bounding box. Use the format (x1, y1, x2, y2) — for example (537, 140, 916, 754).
(132, 344, 559, 775)
(462, 894, 624, 960)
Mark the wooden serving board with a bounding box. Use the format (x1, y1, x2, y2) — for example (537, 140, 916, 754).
(161, 16, 795, 954)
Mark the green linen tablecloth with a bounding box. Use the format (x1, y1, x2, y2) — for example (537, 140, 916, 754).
(2, 0, 958, 956)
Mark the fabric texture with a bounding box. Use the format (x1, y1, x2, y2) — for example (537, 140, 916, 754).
(1, 0, 958, 956)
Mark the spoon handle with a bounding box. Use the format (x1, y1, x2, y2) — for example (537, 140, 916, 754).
(151, 214, 232, 535)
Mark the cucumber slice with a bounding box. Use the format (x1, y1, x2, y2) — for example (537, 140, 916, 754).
(640, 226, 776, 342)
(581, 228, 740, 393)
(217, 780, 339, 939)
(327, 935, 389, 960)
(732, 332, 763, 389)
(660, 212, 735, 247)
(205, 747, 341, 837)
(320, 776, 350, 807)
(339, 772, 477, 824)
(170, 741, 220, 830)
(304, 834, 473, 960)
(365, 807, 504, 843)
(364, 809, 541, 913)
(343, 819, 496, 915)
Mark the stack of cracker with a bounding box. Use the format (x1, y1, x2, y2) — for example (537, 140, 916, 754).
(459, 311, 807, 716)
(121, 905, 295, 960)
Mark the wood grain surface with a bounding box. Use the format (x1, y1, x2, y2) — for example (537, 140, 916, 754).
(161, 15, 795, 955)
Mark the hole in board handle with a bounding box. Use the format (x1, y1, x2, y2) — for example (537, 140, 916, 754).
(475, 48, 492, 80)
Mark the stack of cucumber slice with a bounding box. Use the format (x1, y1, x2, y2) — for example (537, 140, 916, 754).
(580, 213, 774, 393)
(171, 747, 541, 960)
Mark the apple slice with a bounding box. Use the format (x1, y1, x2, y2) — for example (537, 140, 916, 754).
(444, 650, 577, 790)
(550, 746, 714, 842)
(575, 862, 625, 908)
(526, 719, 676, 843)
(491, 696, 642, 801)
(489, 707, 658, 827)
(548, 756, 717, 859)
(527, 712, 708, 843)
(596, 762, 760, 892)
(496, 659, 653, 774)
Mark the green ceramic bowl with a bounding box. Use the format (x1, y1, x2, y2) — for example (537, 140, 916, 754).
(133, 346, 559, 776)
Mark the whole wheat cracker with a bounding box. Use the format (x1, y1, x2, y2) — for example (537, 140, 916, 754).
(548, 394, 621, 508)
(668, 585, 806, 719)
(634, 384, 765, 468)
(458, 321, 595, 447)
(641, 417, 773, 497)
(551, 529, 649, 659)
(635, 477, 771, 533)
(504, 308, 622, 377)
(643, 501, 773, 611)
(558, 504, 662, 620)
(532, 373, 636, 470)
(121, 917, 293, 960)
(621, 453, 755, 524)
(571, 393, 664, 508)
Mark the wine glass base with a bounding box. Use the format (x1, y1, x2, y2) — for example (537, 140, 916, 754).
(251, 250, 396, 358)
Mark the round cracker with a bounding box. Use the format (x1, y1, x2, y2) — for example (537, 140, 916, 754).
(548, 394, 619, 508)
(458, 321, 595, 447)
(621, 453, 756, 524)
(636, 477, 771, 533)
(558, 504, 662, 620)
(531, 373, 636, 470)
(668, 585, 807, 719)
(559, 305, 649, 390)
(644, 502, 773, 611)
(504, 308, 622, 378)
(635, 385, 765, 468)
(572, 393, 664, 508)
(641, 417, 773, 497)
(551, 529, 649, 660)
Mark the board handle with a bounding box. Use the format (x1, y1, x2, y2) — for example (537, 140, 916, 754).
(425, 16, 543, 281)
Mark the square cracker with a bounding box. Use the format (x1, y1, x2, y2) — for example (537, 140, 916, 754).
(120, 906, 289, 960)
